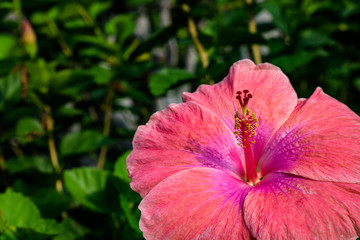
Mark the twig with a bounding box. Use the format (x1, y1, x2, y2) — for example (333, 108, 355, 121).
(97, 84, 114, 169)
(182, 4, 209, 70)
(45, 16, 72, 57)
(44, 106, 63, 192)
(245, 0, 262, 64)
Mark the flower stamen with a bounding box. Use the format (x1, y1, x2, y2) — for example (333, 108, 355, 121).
(234, 90, 258, 185)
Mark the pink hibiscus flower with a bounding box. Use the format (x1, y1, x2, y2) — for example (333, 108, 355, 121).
(127, 59, 360, 239)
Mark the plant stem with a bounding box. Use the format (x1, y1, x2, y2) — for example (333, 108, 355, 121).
(182, 4, 209, 70)
(44, 105, 63, 192)
(12, 0, 22, 19)
(97, 84, 114, 169)
(245, 0, 262, 64)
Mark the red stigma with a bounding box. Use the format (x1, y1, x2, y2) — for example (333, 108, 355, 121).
(236, 89, 253, 117)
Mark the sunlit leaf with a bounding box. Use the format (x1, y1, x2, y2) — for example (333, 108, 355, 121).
(0, 35, 17, 60)
(64, 167, 119, 213)
(0, 190, 62, 236)
(60, 130, 104, 156)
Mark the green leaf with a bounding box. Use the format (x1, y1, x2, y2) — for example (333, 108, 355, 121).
(89, 2, 112, 19)
(60, 130, 104, 156)
(0, 34, 17, 60)
(63, 19, 87, 29)
(52, 69, 92, 90)
(50, 69, 93, 100)
(0, 190, 40, 227)
(0, 209, 5, 234)
(105, 14, 135, 44)
(0, 229, 17, 240)
(0, 190, 62, 236)
(30, 12, 47, 25)
(58, 3, 81, 21)
(56, 106, 84, 118)
(71, 35, 116, 51)
(64, 167, 119, 213)
(353, 77, 360, 92)
(130, 24, 180, 58)
(90, 65, 113, 85)
(6, 156, 53, 174)
(0, 2, 13, 9)
(271, 50, 328, 73)
(113, 178, 142, 235)
(0, 70, 21, 111)
(0, 58, 17, 75)
(149, 68, 194, 96)
(261, 2, 290, 35)
(0, 71, 21, 104)
(26, 59, 54, 94)
(119, 195, 141, 234)
(53, 218, 90, 240)
(299, 29, 336, 48)
(15, 117, 44, 144)
(114, 150, 131, 183)
(12, 181, 70, 219)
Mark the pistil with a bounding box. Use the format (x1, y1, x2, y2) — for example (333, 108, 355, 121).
(234, 90, 258, 184)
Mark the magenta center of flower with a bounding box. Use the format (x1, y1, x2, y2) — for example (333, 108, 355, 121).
(234, 90, 259, 185)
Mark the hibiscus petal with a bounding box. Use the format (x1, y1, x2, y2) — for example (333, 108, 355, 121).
(127, 102, 244, 197)
(259, 87, 360, 183)
(244, 173, 360, 239)
(183, 59, 298, 164)
(139, 168, 252, 240)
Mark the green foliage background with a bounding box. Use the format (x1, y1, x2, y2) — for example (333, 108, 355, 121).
(0, 0, 359, 239)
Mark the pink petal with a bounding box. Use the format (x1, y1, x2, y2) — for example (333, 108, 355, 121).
(259, 87, 360, 183)
(139, 168, 252, 240)
(244, 173, 360, 239)
(183, 59, 298, 165)
(127, 102, 245, 197)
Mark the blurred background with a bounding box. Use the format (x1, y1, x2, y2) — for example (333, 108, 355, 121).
(0, 0, 359, 239)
